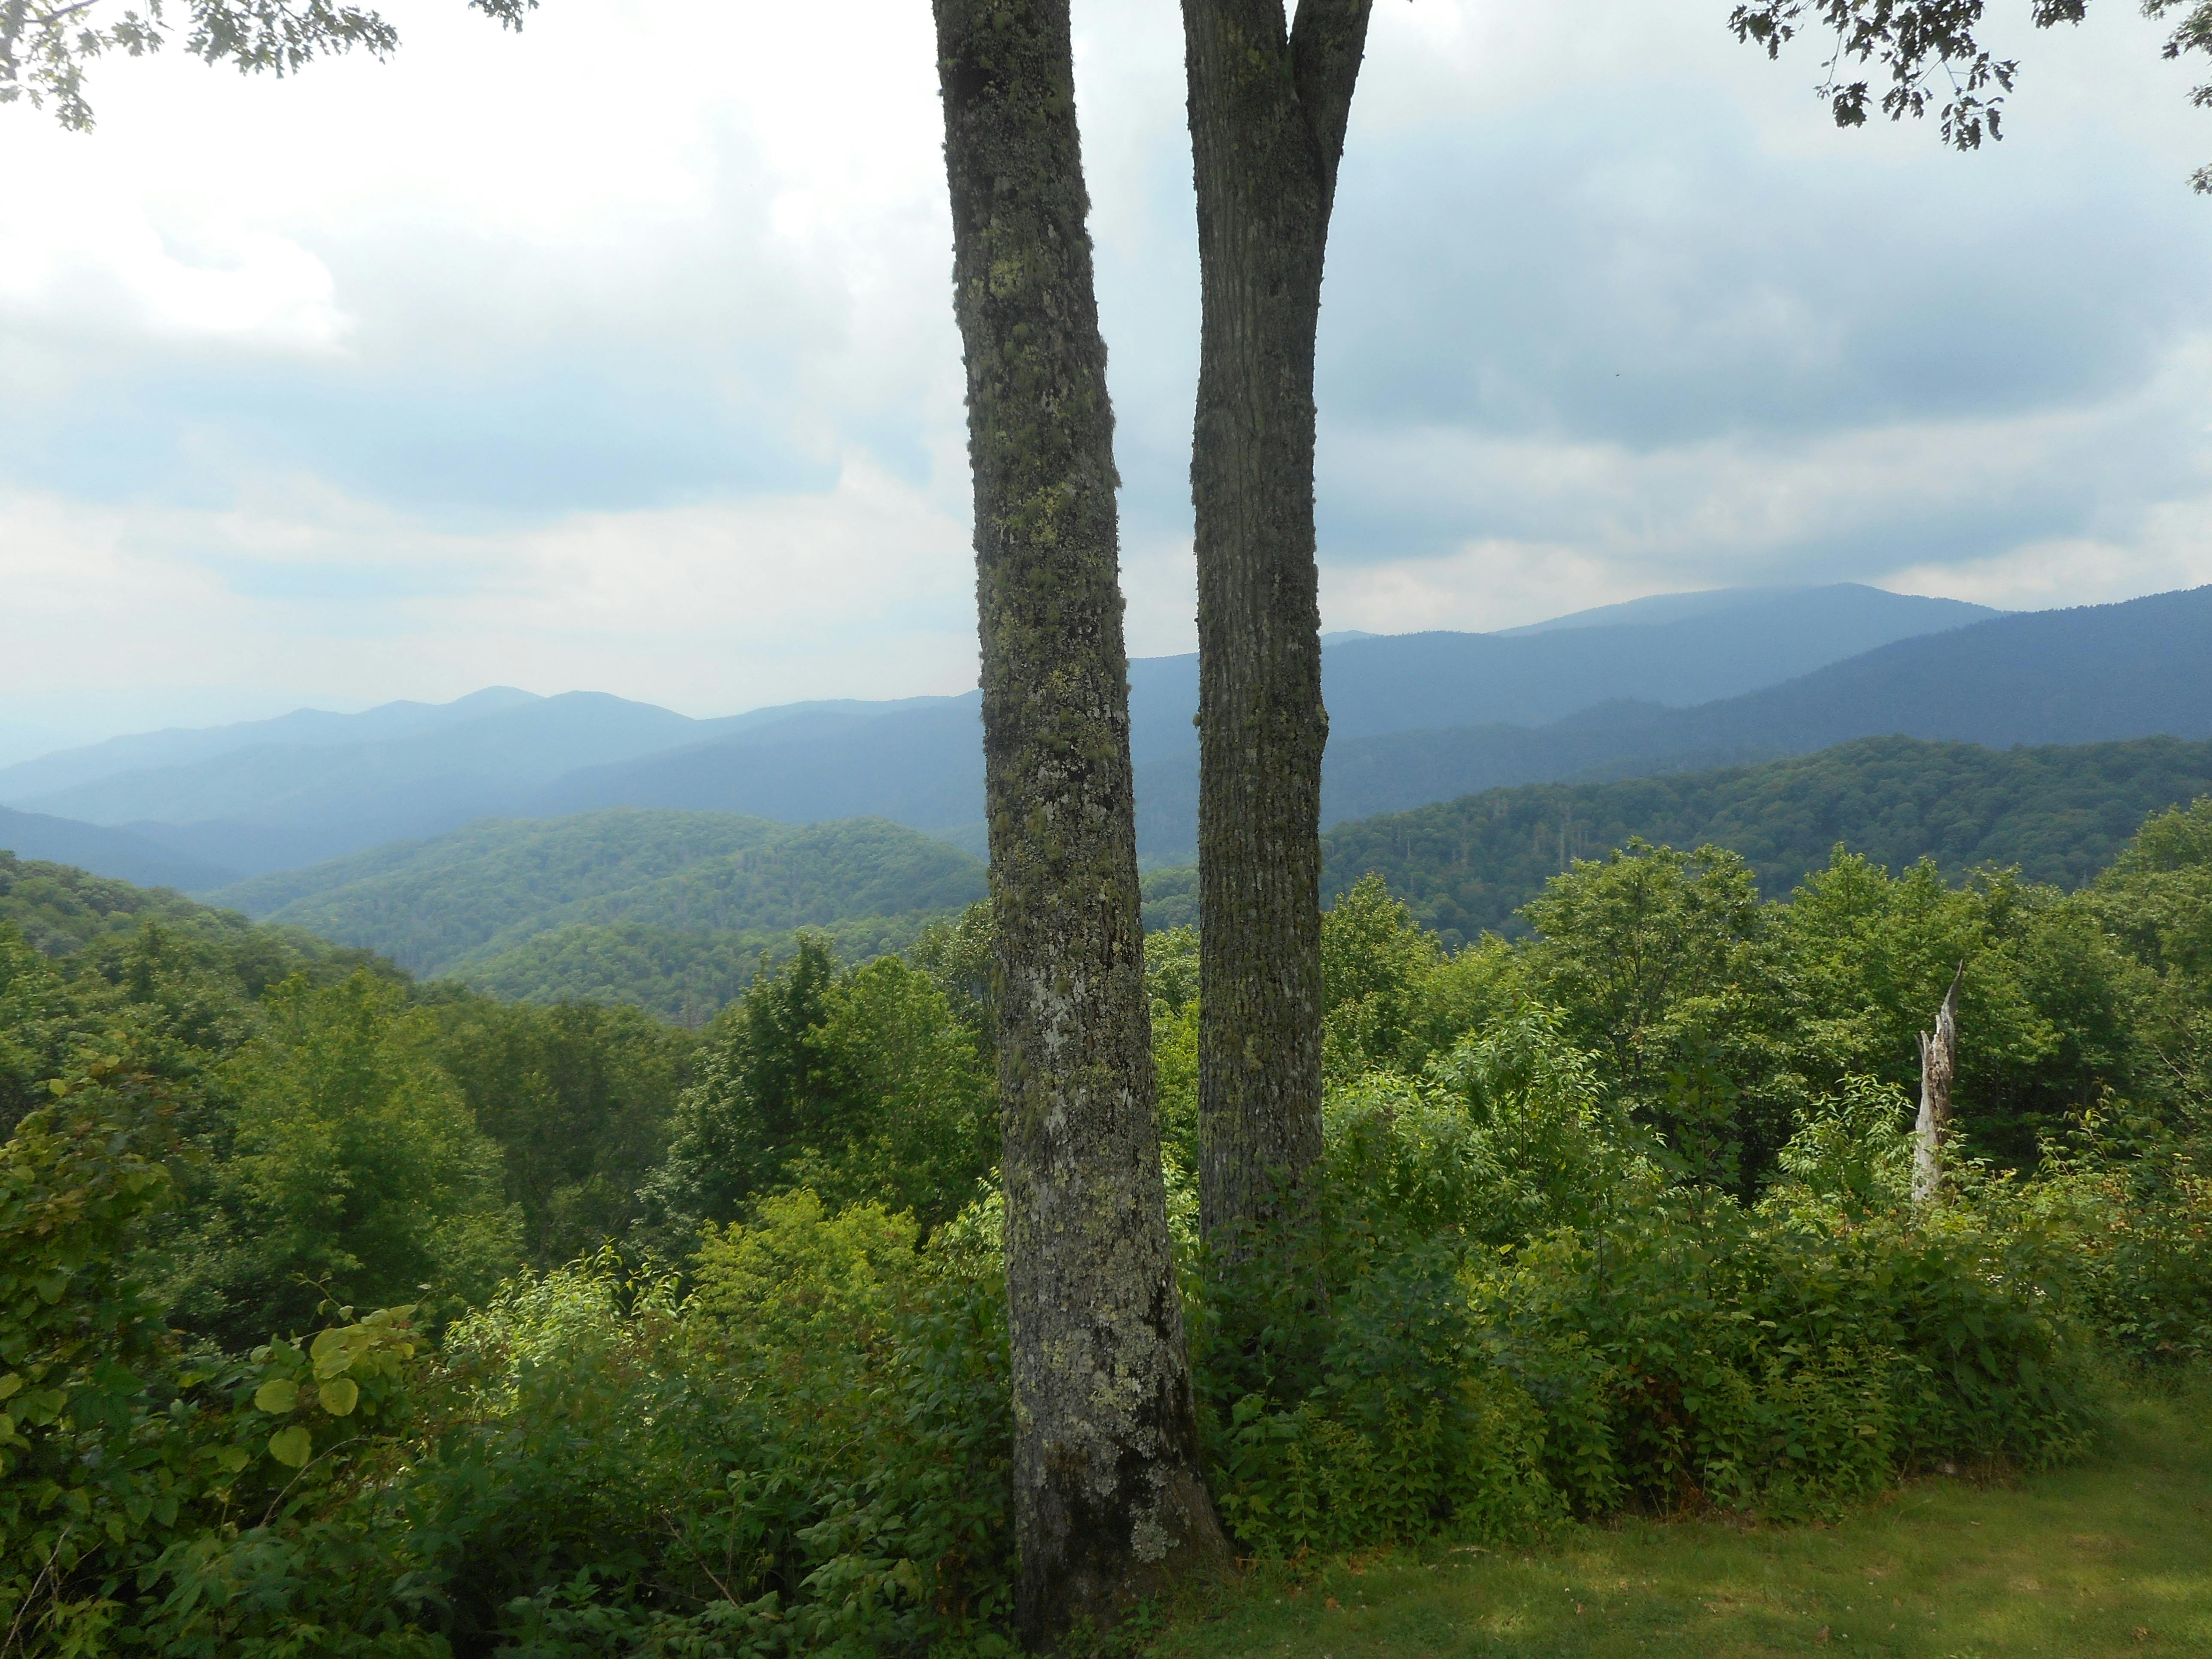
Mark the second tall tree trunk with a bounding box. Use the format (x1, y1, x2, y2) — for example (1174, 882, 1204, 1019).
(1182, 0, 1375, 1247)
(933, 0, 1228, 1642)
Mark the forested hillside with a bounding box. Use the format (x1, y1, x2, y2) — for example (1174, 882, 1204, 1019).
(453, 913, 961, 1026)
(1139, 732, 2212, 937)
(1308, 734, 2212, 943)
(10, 782, 2210, 1652)
(0, 848, 389, 982)
(212, 810, 988, 1018)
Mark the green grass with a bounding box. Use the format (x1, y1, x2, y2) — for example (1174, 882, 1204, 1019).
(1155, 1382, 2212, 1658)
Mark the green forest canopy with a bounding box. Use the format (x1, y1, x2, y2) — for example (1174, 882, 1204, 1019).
(19, 733, 2212, 1019)
(1146, 733, 2212, 943)
(7, 777, 2211, 1650)
(211, 810, 988, 1019)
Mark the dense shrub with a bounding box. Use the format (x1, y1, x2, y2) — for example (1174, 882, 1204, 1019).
(155, 972, 522, 1349)
(2025, 1115, 2212, 1364)
(1488, 1199, 2095, 1517)
(16, 796, 2212, 1651)
(1, 1059, 444, 1656)
(413, 1196, 1014, 1657)
(1191, 1026, 2101, 1558)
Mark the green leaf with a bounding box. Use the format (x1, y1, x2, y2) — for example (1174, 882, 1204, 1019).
(267, 1425, 312, 1468)
(310, 1328, 351, 1376)
(317, 1376, 359, 1416)
(214, 1446, 250, 1474)
(254, 1378, 299, 1414)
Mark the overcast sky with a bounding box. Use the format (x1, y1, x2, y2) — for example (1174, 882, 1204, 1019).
(5, 0, 2211, 754)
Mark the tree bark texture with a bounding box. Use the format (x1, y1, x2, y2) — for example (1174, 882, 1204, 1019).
(1182, 0, 1375, 1246)
(1912, 970, 1961, 1204)
(932, 1, 1228, 1642)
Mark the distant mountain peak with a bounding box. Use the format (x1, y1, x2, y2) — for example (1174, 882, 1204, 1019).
(1490, 582, 1999, 638)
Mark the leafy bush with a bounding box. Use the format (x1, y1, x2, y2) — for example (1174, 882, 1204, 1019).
(2025, 1112, 2212, 1365)
(1, 1058, 446, 1656)
(1485, 1197, 2096, 1520)
(416, 1196, 1014, 1657)
(1192, 1012, 2101, 1556)
(1767, 1074, 1917, 1217)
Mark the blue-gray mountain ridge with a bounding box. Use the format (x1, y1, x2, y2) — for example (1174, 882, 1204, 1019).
(0, 583, 2002, 881)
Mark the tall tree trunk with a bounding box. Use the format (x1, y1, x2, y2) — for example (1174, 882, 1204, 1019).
(932, 1, 1228, 1641)
(1911, 969, 1961, 1204)
(1182, 0, 1375, 1247)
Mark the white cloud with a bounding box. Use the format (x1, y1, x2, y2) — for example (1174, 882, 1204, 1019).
(1881, 490, 2212, 612)
(4, 0, 2212, 750)
(0, 460, 978, 716)
(1321, 538, 1651, 635)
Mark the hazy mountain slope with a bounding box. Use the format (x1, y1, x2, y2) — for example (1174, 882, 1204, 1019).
(1491, 585, 1809, 635)
(1312, 584, 1996, 738)
(0, 583, 1985, 882)
(24, 692, 701, 827)
(531, 697, 991, 831)
(164, 581, 2212, 872)
(1130, 583, 2212, 859)
(553, 584, 1992, 861)
(1313, 733, 2212, 944)
(214, 809, 987, 979)
(1, 689, 976, 881)
(0, 805, 238, 891)
(1119, 583, 1986, 757)
(1618, 584, 2212, 754)
(0, 687, 540, 803)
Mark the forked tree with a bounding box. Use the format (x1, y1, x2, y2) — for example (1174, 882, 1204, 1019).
(1181, 0, 1373, 1252)
(1179, 0, 2212, 1255)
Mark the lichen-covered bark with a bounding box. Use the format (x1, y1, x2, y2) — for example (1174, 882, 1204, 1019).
(1182, 0, 1375, 1247)
(931, 0, 1228, 1642)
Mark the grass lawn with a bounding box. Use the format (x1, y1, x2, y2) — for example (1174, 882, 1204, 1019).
(1154, 1380, 2211, 1658)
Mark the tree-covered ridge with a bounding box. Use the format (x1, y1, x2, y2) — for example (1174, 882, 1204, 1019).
(458, 914, 953, 1024)
(3, 850, 234, 956)
(1314, 734, 2212, 946)
(0, 849, 380, 976)
(212, 810, 988, 985)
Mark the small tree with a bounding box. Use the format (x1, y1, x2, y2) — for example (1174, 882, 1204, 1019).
(181, 971, 518, 1344)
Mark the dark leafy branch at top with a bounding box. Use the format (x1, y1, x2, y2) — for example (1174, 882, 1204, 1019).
(1729, 0, 2212, 188)
(1, 0, 533, 131)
